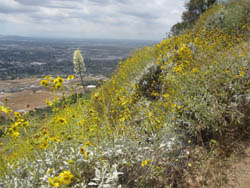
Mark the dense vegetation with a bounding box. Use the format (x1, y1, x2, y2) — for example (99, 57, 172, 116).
(0, 0, 249, 187)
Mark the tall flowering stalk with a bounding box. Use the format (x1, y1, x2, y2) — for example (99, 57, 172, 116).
(73, 49, 86, 87)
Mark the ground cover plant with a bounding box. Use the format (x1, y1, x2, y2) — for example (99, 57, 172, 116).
(0, 0, 249, 187)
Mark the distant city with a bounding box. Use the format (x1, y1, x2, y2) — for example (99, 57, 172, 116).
(0, 35, 157, 80)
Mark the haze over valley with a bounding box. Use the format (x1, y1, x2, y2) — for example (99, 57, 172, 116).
(0, 35, 156, 80)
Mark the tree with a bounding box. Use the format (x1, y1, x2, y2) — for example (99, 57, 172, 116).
(73, 49, 86, 87)
(182, 0, 217, 24)
(170, 0, 217, 35)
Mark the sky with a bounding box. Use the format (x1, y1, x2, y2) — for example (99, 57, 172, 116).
(0, 0, 186, 40)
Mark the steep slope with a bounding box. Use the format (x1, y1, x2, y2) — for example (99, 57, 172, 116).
(0, 0, 249, 187)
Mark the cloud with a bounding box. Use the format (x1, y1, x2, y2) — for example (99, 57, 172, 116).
(0, 0, 185, 40)
(0, 0, 35, 13)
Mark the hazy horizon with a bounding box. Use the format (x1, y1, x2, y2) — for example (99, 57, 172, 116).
(0, 33, 159, 42)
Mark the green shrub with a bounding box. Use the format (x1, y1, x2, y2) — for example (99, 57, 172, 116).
(222, 0, 250, 33)
(194, 4, 225, 31)
(194, 0, 250, 34)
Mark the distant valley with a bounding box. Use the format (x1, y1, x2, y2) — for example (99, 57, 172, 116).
(0, 36, 156, 80)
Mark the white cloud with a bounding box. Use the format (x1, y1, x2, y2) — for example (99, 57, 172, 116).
(0, 0, 185, 40)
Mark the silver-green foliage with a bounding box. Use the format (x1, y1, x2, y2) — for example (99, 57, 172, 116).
(0, 133, 179, 188)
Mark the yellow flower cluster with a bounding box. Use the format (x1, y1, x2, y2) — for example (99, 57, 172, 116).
(0, 105, 12, 114)
(7, 112, 29, 138)
(32, 128, 61, 149)
(48, 170, 73, 187)
(40, 76, 66, 90)
(39, 128, 50, 149)
(40, 80, 49, 87)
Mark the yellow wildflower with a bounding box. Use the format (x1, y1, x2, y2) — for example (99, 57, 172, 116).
(48, 177, 60, 187)
(14, 112, 21, 118)
(119, 116, 126, 122)
(163, 93, 169, 98)
(0, 105, 12, 114)
(8, 124, 20, 138)
(11, 131, 20, 138)
(40, 140, 49, 149)
(21, 120, 29, 127)
(67, 75, 75, 80)
(94, 92, 100, 100)
(50, 79, 56, 83)
(57, 117, 67, 124)
(141, 160, 150, 167)
(16, 118, 24, 123)
(239, 71, 245, 77)
(55, 83, 62, 90)
(80, 146, 88, 158)
(44, 75, 52, 79)
(56, 76, 64, 84)
(84, 141, 91, 147)
(59, 170, 73, 185)
(41, 128, 49, 136)
(46, 99, 53, 107)
(175, 65, 182, 73)
(40, 80, 49, 87)
(192, 68, 199, 73)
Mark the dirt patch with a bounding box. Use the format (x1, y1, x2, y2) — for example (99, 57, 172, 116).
(0, 78, 53, 111)
(226, 146, 250, 188)
(0, 89, 57, 112)
(0, 76, 104, 113)
(0, 78, 65, 112)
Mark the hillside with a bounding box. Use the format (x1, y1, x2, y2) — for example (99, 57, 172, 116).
(0, 0, 249, 187)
